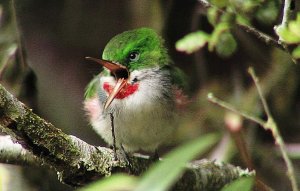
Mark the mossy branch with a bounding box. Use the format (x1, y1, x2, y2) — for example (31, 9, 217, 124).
(0, 135, 41, 166)
(0, 83, 251, 190)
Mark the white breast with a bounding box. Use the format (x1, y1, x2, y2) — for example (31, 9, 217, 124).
(89, 68, 177, 152)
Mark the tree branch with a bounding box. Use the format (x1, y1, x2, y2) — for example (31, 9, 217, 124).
(236, 24, 286, 51)
(0, 83, 251, 190)
(0, 135, 41, 166)
(207, 93, 265, 127)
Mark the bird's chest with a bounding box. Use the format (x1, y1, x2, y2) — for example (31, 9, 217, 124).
(107, 92, 174, 150)
(101, 81, 174, 147)
(108, 84, 174, 128)
(92, 69, 175, 151)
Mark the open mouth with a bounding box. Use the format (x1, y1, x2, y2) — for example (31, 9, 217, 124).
(86, 57, 130, 109)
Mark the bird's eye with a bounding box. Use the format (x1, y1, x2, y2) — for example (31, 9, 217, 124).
(128, 51, 140, 62)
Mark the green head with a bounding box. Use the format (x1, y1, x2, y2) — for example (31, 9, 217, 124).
(85, 28, 174, 107)
(102, 28, 170, 72)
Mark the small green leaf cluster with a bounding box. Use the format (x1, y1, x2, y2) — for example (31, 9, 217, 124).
(175, 25, 237, 58)
(175, 16, 238, 58)
(276, 13, 300, 60)
(176, 0, 280, 58)
(210, 0, 280, 25)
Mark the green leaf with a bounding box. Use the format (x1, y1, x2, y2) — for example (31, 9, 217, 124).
(84, 75, 100, 99)
(288, 13, 300, 39)
(255, 0, 279, 25)
(216, 32, 237, 57)
(221, 176, 254, 191)
(292, 45, 300, 59)
(210, 0, 229, 8)
(276, 13, 300, 44)
(220, 12, 235, 24)
(134, 133, 219, 191)
(176, 31, 210, 54)
(236, 15, 251, 26)
(276, 26, 300, 43)
(79, 174, 138, 191)
(208, 22, 230, 51)
(230, 0, 260, 15)
(207, 7, 219, 26)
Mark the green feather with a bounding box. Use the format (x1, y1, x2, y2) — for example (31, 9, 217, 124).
(102, 28, 170, 71)
(170, 66, 189, 91)
(84, 75, 99, 99)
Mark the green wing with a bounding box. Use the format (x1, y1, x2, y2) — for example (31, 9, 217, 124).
(168, 65, 189, 92)
(84, 75, 100, 99)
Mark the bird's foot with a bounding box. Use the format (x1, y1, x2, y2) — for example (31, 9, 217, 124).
(149, 150, 160, 162)
(120, 144, 135, 174)
(109, 145, 119, 161)
(109, 113, 118, 161)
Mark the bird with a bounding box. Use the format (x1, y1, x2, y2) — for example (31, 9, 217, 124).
(84, 28, 188, 154)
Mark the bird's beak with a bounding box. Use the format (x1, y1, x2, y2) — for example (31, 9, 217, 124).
(85, 57, 128, 75)
(104, 78, 127, 109)
(85, 57, 129, 109)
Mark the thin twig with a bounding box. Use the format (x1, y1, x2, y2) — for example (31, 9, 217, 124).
(109, 112, 118, 160)
(248, 67, 299, 191)
(208, 68, 299, 191)
(197, 0, 284, 50)
(237, 24, 285, 51)
(281, 0, 292, 28)
(207, 93, 265, 127)
(247, 68, 272, 119)
(197, 0, 210, 8)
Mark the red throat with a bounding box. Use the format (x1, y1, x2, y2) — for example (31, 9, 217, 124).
(103, 82, 139, 99)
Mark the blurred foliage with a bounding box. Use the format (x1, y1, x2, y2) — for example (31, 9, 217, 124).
(0, 2, 20, 89)
(175, 0, 300, 190)
(176, 22, 237, 58)
(176, 31, 209, 54)
(276, 13, 300, 60)
(134, 133, 218, 191)
(0, 1, 37, 109)
(176, 0, 281, 58)
(220, 176, 254, 191)
(80, 134, 222, 191)
(276, 13, 300, 44)
(79, 174, 138, 191)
